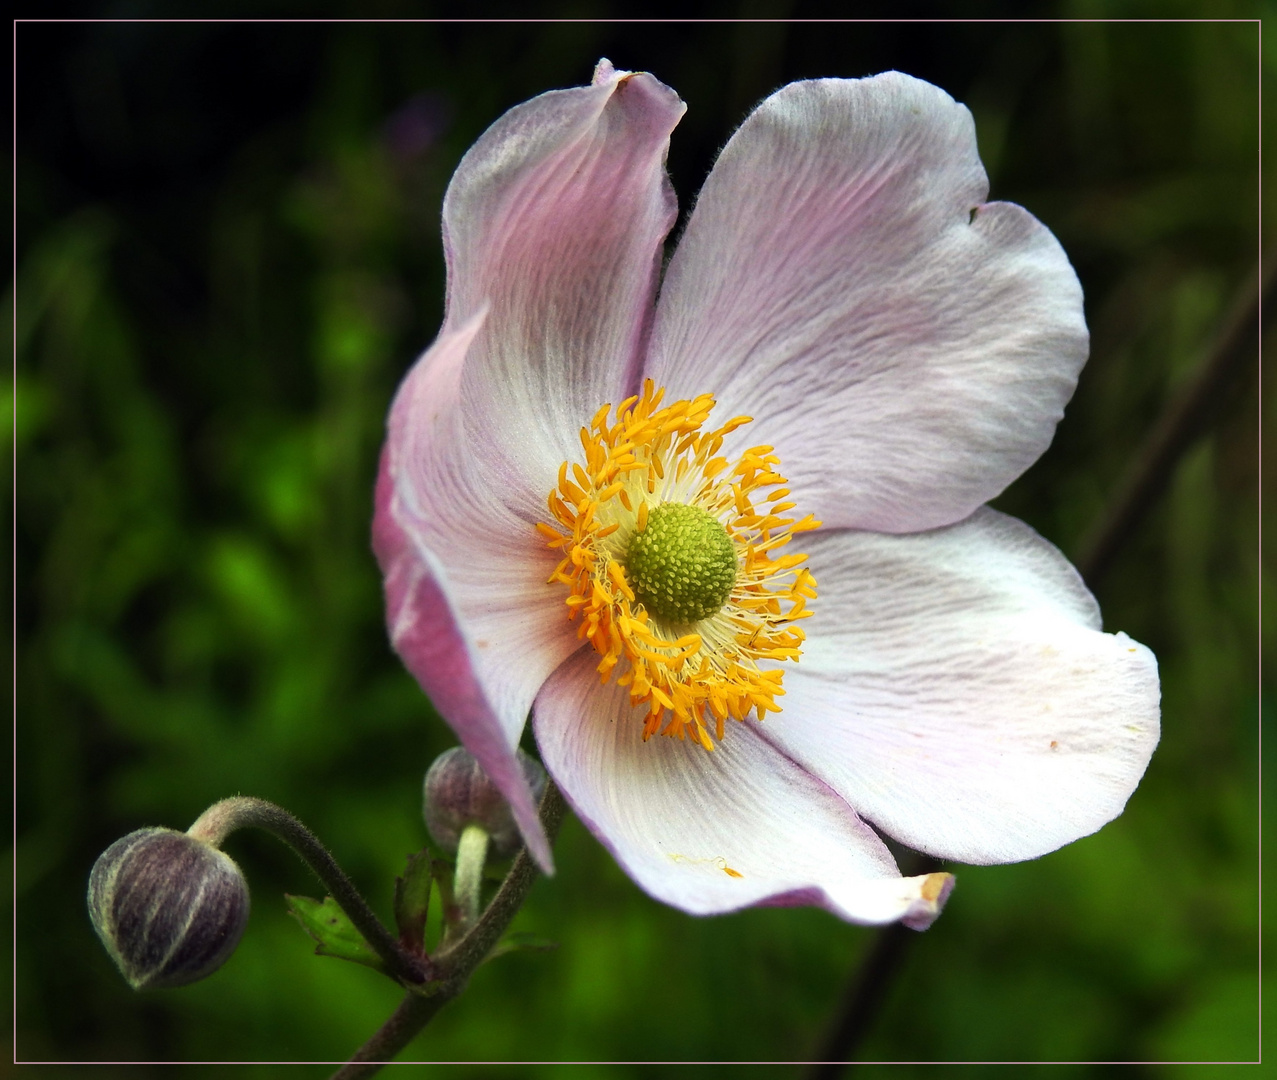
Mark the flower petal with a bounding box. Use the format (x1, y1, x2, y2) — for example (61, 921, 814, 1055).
(759, 509, 1160, 864)
(533, 651, 955, 927)
(377, 62, 687, 863)
(443, 62, 686, 515)
(375, 312, 573, 872)
(646, 72, 1087, 533)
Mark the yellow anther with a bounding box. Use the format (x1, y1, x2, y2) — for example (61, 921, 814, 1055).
(536, 380, 819, 749)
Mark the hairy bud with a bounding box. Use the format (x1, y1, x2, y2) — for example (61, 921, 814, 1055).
(88, 827, 250, 990)
(423, 747, 546, 857)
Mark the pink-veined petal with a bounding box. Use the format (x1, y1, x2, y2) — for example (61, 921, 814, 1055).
(759, 509, 1160, 864)
(533, 651, 955, 928)
(376, 63, 684, 873)
(647, 72, 1087, 533)
(375, 312, 575, 872)
(375, 516, 554, 872)
(443, 61, 685, 516)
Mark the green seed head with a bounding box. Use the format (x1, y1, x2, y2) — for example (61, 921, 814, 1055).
(625, 502, 737, 623)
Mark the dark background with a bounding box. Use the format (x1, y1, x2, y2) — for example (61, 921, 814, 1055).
(14, 7, 1262, 1074)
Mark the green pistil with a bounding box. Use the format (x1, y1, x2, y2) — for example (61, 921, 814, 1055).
(625, 502, 737, 624)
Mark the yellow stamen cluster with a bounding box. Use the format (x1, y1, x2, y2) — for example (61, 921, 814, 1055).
(537, 379, 819, 751)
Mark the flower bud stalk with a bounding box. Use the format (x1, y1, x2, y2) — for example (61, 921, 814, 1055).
(187, 796, 431, 986)
(452, 824, 490, 931)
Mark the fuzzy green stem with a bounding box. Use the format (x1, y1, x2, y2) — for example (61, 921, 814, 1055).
(331, 781, 567, 1079)
(188, 796, 431, 986)
(453, 824, 490, 931)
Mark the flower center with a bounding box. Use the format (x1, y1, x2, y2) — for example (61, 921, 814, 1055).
(625, 502, 737, 623)
(537, 380, 819, 751)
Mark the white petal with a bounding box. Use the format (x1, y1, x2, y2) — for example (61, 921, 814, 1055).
(375, 313, 579, 871)
(533, 651, 955, 927)
(376, 65, 684, 872)
(375, 530, 555, 872)
(444, 65, 686, 516)
(760, 509, 1160, 864)
(647, 72, 1088, 533)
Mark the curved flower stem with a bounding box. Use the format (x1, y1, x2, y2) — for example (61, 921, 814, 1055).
(331, 780, 567, 1079)
(187, 796, 431, 986)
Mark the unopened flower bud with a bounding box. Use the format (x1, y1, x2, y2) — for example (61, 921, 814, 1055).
(423, 747, 546, 857)
(88, 827, 250, 990)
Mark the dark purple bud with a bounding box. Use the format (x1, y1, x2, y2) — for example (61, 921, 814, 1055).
(88, 827, 250, 990)
(423, 748, 546, 857)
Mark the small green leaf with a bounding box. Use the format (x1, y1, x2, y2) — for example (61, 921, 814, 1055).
(286, 895, 388, 974)
(485, 931, 558, 963)
(393, 849, 434, 952)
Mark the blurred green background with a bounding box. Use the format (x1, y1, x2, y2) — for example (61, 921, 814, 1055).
(13, 6, 1262, 1074)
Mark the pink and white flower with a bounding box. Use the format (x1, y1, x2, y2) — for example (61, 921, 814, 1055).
(373, 60, 1160, 929)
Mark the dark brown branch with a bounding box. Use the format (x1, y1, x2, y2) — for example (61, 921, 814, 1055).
(805, 922, 914, 1076)
(329, 992, 449, 1080)
(803, 853, 942, 1076)
(1075, 258, 1267, 588)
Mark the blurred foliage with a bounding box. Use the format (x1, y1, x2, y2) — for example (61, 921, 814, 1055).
(13, 6, 1261, 1074)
